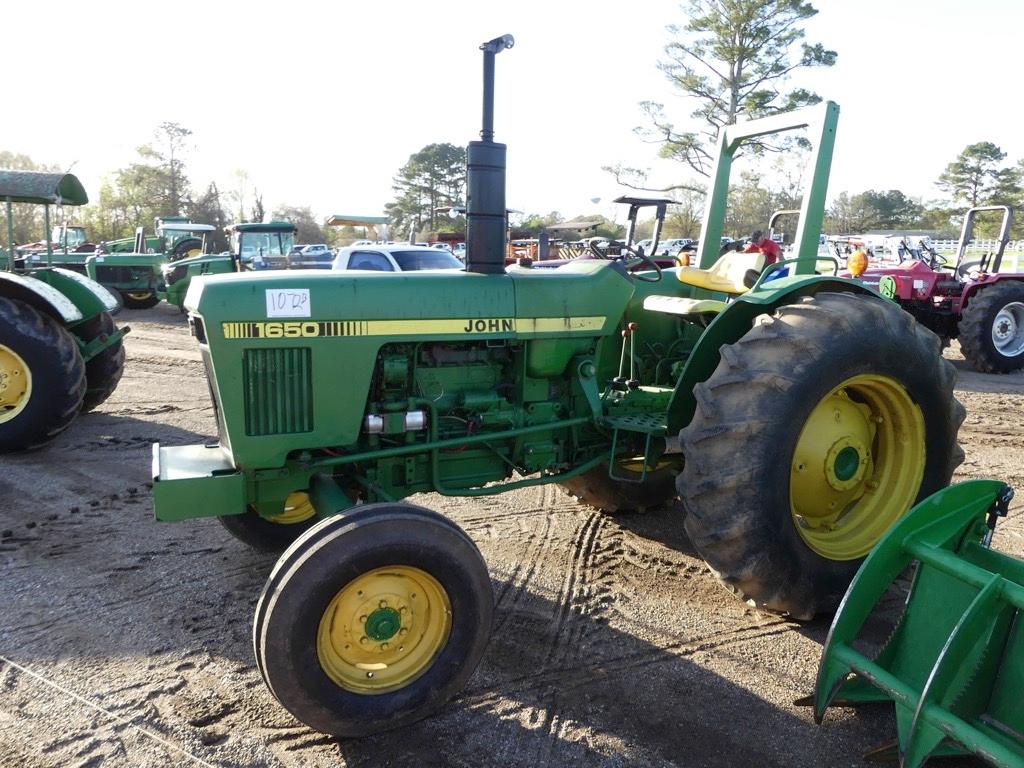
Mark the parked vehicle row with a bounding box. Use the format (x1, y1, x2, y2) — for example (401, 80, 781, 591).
(333, 244, 464, 272)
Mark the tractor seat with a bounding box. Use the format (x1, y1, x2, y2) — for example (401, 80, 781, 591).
(642, 295, 726, 319)
(675, 251, 766, 295)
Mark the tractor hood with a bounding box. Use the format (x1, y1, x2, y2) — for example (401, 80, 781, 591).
(184, 261, 633, 468)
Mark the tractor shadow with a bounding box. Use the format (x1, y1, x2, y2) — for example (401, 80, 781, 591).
(53, 412, 213, 453)
(337, 573, 891, 768)
(2, 487, 892, 768)
(608, 497, 701, 558)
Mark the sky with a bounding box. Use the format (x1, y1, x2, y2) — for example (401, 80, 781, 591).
(4, 0, 1022, 227)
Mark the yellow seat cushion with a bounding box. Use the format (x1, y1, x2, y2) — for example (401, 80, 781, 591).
(642, 295, 727, 317)
(675, 251, 766, 295)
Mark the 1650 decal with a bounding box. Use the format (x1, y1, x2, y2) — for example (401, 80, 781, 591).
(220, 316, 605, 339)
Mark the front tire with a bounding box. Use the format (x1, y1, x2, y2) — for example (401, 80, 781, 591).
(958, 281, 1024, 373)
(679, 292, 964, 619)
(75, 312, 125, 412)
(254, 503, 493, 737)
(0, 297, 86, 452)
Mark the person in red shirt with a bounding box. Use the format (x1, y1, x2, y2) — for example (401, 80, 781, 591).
(743, 229, 782, 265)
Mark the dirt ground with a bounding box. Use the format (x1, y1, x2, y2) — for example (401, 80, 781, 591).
(1, 304, 1022, 768)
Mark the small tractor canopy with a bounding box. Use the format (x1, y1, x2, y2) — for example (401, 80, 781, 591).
(159, 222, 217, 233)
(544, 219, 601, 233)
(227, 221, 296, 266)
(326, 215, 388, 242)
(227, 221, 297, 234)
(326, 215, 388, 227)
(0, 170, 88, 206)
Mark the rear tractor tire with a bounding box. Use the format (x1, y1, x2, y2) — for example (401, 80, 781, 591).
(75, 312, 125, 412)
(253, 503, 493, 737)
(0, 297, 86, 452)
(958, 281, 1024, 373)
(679, 292, 964, 619)
(219, 491, 320, 552)
(559, 456, 681, 513)
(169, 238, 203, 262)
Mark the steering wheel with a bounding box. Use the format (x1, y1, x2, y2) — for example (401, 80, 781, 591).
(923, 245, 948, 270)
(619, 244, 663, 282)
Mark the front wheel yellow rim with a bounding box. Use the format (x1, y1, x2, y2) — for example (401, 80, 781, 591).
(317, 565, 452, 694)
(125, 291, 154, 301)
(789, 374, 925, 560)
(0, 344, 32, 424)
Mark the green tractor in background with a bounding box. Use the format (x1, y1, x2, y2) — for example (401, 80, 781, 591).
(98, 215, 210, 257)
(89, 217, 217, 309)
(0, 171, 127, 452)
(160, 220, 297, 310)
(16, 222, 98, 257)
(152, 36, 964, 737)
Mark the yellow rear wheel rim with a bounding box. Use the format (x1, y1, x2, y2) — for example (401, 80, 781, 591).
(618, 457, 675, 473)
(317, 565, 452, 694)
(264, 492, 316, 525)
(0, 344, 31, 424)
(789, 374, 925, 560)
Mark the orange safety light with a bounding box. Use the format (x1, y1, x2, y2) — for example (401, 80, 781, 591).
(847, 249, 869, 277)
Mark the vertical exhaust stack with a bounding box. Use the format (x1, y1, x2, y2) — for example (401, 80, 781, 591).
(465, 34, 514, 274)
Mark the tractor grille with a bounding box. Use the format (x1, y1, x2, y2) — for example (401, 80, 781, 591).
(242, 348, 314, 436)
(96, 265, 151, 282)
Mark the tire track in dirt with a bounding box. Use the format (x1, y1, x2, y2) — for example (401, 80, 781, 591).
(453, 483, 582, 531)
(491, 510, 557, 636)
(532, 507, 624, 764)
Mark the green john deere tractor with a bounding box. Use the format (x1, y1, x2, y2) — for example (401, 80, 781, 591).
(16, 222, 97, 257)
(88, 216, 217, 309)
(98, 215, 209, 257)
(151, 36, 964, 736)
(0, 171, 128, 452)
(159, 220, 297, 310)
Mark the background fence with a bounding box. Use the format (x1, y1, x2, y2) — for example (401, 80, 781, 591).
(929, 239, 1024, 271)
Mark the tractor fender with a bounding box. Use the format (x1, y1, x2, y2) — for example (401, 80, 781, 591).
(959, 273, 1024, 309)
(0, 271, 84, 323)
(43, 268, 120, 320)
(665, 276, 878, 434)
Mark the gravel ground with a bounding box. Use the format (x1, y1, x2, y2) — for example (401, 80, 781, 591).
(1, 304, 1022, 768)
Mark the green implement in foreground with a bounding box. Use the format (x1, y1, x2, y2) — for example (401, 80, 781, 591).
(151, 35, 965, 738)
(813, 480, 1023, 768)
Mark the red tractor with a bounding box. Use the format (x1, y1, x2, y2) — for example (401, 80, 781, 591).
(849, 205, 1024, 373)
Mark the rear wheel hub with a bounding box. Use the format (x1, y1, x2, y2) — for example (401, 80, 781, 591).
(790, 374, 925, 560)
(992, 301, 1024, 356)
(0, 344, 31, 423)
